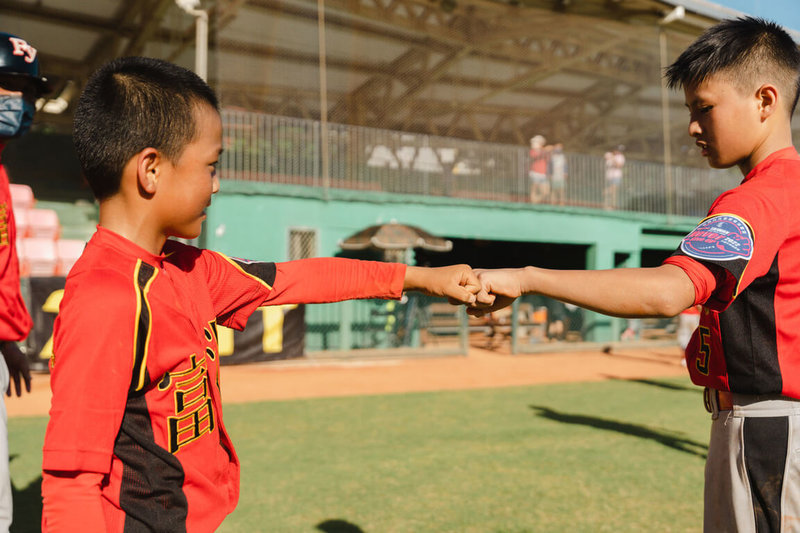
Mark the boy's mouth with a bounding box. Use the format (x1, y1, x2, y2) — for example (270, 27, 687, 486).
(696, 140, 708, 156)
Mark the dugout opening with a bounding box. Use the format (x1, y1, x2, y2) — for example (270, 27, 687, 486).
(415, 238, 589, 270)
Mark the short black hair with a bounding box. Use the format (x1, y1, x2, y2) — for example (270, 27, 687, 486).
(665, 17, 800, 115)
(73, 56, 219, 201)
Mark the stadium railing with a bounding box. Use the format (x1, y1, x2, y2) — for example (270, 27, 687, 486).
(220, 108, 741, 218)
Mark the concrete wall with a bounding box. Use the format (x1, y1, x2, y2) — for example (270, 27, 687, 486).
(205, 181, 697, 259)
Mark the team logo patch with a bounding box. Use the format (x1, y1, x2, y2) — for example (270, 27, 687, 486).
(680, 214, 753, 261)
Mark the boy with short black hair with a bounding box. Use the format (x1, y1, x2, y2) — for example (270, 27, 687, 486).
(471, 17, 800, 531)
(41, 56, 485, 531)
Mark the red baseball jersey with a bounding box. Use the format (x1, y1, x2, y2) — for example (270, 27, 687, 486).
(664, 147, 800, 398)
(42, 227, 405, 532)
(0, 158, 32, 342)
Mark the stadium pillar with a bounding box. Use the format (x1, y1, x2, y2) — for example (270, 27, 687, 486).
(583, 243, 615, 342)
(339, 300, 354, 350)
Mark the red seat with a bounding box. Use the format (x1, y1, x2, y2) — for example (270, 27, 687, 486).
(12, 207, 29, 238)
(9, 183, 34, 210)
(26, 208, 60, 239)
(55, 239, 86, 276)
(19, 237, 57, 277)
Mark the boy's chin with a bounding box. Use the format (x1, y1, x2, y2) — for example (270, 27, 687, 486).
(169, 229, 202, 241)
(706, 158, 735, 170)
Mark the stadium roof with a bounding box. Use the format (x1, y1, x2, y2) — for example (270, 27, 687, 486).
(2, 0, 795, 163)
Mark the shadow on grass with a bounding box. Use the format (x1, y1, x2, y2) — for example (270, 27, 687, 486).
(10, 472, 41, 533)
(316, 519, 365, 533)
(601, 348, 684, 367)
(605, 376, 702, 393)
(529, 405, 707, 459)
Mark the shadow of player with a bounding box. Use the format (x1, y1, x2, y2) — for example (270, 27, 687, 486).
(529, 405, 707, 459)
(316, 518, 366, 533)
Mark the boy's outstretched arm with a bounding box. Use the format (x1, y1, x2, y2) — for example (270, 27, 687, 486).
(404, 264, 490, 305)
(470, 264, 696, 318)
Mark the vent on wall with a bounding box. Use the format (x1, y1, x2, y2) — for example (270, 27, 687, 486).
(288, 228, 318, 260)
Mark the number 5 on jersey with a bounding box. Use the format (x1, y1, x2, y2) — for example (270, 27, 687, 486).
(696, 326, 711, 376)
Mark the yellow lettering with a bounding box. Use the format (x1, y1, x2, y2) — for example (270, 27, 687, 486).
(0, 202, 8, 246)
(167, 354, 215, 452)
(39, 289, 65, 359)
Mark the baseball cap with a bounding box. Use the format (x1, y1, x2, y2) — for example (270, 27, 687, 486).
(0, 32, 51, 96)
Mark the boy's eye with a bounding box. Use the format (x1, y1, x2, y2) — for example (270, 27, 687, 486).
(700, 106, 712, 113)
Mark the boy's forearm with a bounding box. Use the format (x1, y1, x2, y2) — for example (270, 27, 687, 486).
(517, 264, 696, 318)
(402, 266, 426, 292)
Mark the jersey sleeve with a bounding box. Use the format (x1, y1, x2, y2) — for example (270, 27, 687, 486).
(268, 257, 406, 305)
(201, 253, 405, 330)
(663, 184, 789, 311)
(0, 170, 31, 342)
(42, 270, 137, 474)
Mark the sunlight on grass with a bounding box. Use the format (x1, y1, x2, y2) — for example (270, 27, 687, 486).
(8, 376, 707, 532)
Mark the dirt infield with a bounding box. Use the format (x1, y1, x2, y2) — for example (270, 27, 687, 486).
(7, 344, 688, 418)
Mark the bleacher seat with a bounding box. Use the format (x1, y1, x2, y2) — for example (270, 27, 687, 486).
(26, 208, 60, 239)
(19, 237, 58, 277)
(9, 184, 35, 210)
(12, 207, 29, 238)
(55, 239, 86, 276)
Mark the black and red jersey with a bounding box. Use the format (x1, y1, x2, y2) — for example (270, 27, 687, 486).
(43, 227, 405, 532)
(0, 158, 31, 342)
(664, 147, 800, 398)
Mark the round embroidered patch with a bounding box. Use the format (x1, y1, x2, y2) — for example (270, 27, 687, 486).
(680, 214, 753, 261)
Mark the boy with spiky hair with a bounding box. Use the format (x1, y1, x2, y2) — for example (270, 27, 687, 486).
(471, 17, 800, 531)
(40, 56, 486, 531)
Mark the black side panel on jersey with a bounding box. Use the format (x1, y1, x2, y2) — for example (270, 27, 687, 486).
(118, 260, 188, 531)
(130, 262, 155, 394)
(719, 256, 781, 394)
(230, 258, 277, 286)
(117, 394, 188, 532)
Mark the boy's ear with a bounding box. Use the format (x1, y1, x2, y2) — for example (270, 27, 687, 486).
(135, 148, 161, 196)
(756, 84, 779, 119)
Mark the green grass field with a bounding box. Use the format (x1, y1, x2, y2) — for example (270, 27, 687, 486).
(8, 376, 708, 532)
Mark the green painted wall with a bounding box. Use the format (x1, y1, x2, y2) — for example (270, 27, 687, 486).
(204, 181, 698, 258)
(203, 181, 701, 345)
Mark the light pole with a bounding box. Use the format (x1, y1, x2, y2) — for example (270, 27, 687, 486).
(175, 0, 209, 81)
(659, 5, 685, 221)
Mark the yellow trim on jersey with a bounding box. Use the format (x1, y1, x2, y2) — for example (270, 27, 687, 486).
(214, 251, 274, 291)
(132, 259, 159, 392)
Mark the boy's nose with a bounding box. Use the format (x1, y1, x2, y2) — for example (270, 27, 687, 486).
(688, 120, 701, 137)
(212, 175, 220, 194)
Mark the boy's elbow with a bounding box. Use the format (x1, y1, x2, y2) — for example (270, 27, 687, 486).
(642, 264, 696, 317)
(654, 300, 687, 318)
(646, 291, 694, 318)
